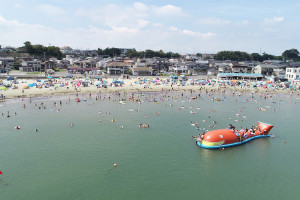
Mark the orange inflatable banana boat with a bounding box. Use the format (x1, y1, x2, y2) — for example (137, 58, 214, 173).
(196, 122, 274, 149)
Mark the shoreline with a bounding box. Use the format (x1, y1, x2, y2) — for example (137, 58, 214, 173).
(0, 77, 299, 100)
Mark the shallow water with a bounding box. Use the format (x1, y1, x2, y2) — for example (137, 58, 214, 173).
(0, 91, 299, 200)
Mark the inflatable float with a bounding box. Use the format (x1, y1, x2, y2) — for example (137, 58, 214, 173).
(196, 122, 274, 149)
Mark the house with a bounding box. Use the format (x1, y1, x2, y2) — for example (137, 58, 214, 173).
(216, 63, 231, 74)
(273, 69, 286, 79)
(171, 63, 188, 74)
(42, 60, 57, 71)
(0, 57, 14, 69)
(230, 62, 250, 73)
(132, 67, 152, 76)
(253, 64, 278, 76)
(57, 60, 70, 69)
(285, 67, 300, 81)
(20, 60, 41, 72)
(0, 57, 14, 73)
(106, 62, 128, 75)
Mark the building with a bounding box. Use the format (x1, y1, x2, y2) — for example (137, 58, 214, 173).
(20, 60, 41, 72)
(230, 62, 250, 73)
(0, 57, 14, 72)
(217, 73, 263, 80)
(285, 67, 300, 81)
(132, 67, 153, 76)
(106, 62, 128, 75)
(253, 64, 277, 76)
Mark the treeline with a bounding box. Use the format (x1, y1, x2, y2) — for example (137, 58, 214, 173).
(22, 41, 63, 60)
(215, 51, 281, 62)
(125, 49, 181, 58)
(216, 49, 299, 62)
(97, 48, 121, 57)
(97, 47, 181, 58)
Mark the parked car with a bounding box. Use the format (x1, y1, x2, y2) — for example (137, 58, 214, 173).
(6, 76, 14, 81)
(64, 74, 73, 78)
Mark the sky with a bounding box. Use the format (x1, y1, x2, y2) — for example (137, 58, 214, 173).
(0, 0, 299, 55)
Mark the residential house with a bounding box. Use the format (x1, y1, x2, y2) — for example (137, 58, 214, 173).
(253, 64, 277, 76)
(132, 67, 153, 76)
(20, 60, 41, 72)
(57, 60, 70, 69)
(42, 60, 57, 71)
(132, 58, 153, 76)
(0, 57, 14, 72)
(216, 62, 231, 74)
(171, 63, 188, 74)
(229, 62, 250, 73)
(273, 69, 286, 79)
(285, 67, 300, 81)
(106, 62, 128, 75)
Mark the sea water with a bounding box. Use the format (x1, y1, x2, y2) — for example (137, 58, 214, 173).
(0, 91, 300, 200)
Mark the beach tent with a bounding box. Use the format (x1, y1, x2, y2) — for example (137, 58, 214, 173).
(1, 86, 7, 91)
(47, 76, 53, 79)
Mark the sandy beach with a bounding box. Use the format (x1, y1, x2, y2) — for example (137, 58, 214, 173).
(0, 76, 298, 99)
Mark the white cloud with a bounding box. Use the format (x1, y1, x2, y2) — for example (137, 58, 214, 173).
(0, 14, 45, 29)
(152, 23, 163, 27)
(14, 4, 21, 8)
(133, 2, 148, 11)
(182, 29, 216, 38)
(198, 17, 231, 25)
(76, 3, 150, 32)
(168, 26, 216, 39)
(152, 5, 183, 16)
(168, 26, 179, 31)
(241, 20, 249, 25)
(37, 4, 65, 16)
(264, 17, 284, 24)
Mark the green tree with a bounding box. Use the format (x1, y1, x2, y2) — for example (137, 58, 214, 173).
(23, 41, 34, 54)
(22, 41, 63, 59)
(282, 48, 299, 60)
(251, 53, 262, 61)
(97, 48, 104, 55)
(13, 62, 21, 70)
(215, 51, 252, 61)
(261, 52, 275, 61)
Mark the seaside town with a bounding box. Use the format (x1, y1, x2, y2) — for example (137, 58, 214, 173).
(1, 42, 300, 100)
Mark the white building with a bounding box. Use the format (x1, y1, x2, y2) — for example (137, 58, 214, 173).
(285, 67, 300, 81)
